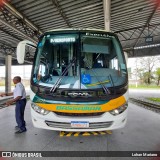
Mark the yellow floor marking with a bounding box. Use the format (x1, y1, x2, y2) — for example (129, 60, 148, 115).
(82, 132, 91, 136)
(66, 132, 73, 137)
(60, 131, 66, 137)
(60, 130, 112, 137)
(106, 130, 112, 134)
(74, 132, 80, 137)
(91, 132, 98, 135)
(98, 131, 106, 135)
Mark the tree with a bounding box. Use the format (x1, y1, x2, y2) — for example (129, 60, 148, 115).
(136, 56, 160, 84)
(155, 68, 160, 86)
(133, 56, 160, 84)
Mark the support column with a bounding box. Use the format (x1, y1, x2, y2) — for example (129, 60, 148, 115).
(5, 54, 12, 93)
(103, 0, 111, 31)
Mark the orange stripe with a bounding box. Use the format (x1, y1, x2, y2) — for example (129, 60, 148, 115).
(35, 96, 126, 113)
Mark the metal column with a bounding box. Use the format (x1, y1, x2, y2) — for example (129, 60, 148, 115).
(5, 54, 12, 93)
(103, 0, 111, 31)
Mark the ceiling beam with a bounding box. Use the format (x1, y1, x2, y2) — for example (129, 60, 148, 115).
(51, 0, 72, 27)
(0, 27, 22, 41)
(114, 22, 160, 33)
(2, 0, 43, 35)
(0, 42, 16, 54)
(133, 2, 160, 47)
(0, 17, 37, 44)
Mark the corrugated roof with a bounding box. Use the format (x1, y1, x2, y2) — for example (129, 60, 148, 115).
(0, 0, 160, 64)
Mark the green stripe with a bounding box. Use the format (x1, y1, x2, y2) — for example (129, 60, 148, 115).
(33, 95, 109, 105)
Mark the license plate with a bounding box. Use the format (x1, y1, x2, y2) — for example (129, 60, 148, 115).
(71, 121, 89, 128)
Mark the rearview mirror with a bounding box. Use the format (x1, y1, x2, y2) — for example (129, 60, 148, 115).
(16, 40, 36, 64)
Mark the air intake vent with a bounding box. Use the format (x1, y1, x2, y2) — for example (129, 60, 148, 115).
(54, 112, 104, 117)
(45, 121, 113, 129)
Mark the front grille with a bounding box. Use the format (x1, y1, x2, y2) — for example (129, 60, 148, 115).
(45, 121, 113, 129)
(54, 112, 104, 117)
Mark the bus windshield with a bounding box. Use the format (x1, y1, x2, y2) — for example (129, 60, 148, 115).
(32, 31, 127, 91)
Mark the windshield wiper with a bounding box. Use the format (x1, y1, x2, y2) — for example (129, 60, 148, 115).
(50, 57, 76, 93)
(109, 74, 116, 94)
(83, 57, 110, 95)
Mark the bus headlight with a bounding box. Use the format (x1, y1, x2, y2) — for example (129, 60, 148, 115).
(109, 103, 128, 116)
(31, 103, 50, 115)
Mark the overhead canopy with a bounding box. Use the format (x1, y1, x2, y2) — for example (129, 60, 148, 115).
(0, 0, 160, 65)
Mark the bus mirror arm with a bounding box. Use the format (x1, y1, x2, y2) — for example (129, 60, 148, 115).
(16, 40, 36, 64)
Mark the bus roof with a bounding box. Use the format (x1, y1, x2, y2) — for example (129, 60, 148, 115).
(45, 28, 111, 34)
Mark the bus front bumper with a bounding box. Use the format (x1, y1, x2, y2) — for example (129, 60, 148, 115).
(31, 107, 128, 132)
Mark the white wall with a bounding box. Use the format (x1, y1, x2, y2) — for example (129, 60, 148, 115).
(0, 65, 32, 79)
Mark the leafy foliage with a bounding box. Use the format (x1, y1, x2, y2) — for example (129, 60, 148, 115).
(132, 56, 160, 84)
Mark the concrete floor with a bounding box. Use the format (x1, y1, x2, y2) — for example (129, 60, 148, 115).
(129, 89, 160, 98)
(0, 91, 160, 160)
